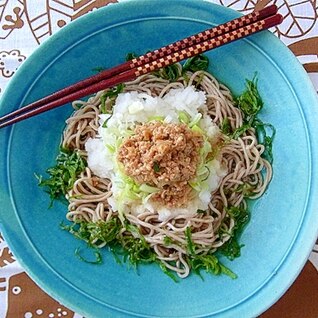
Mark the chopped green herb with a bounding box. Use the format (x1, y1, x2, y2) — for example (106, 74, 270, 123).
(184, 227, 237, 279)
(62, 219, 156, 267)
(219, 205, 249, 260)
(182, 55, 209, 73)
(61, 218, 121, 246)
(102, 114, 112, 128)
(197, 209, 206, 214)
(153, 161, 160, 173)
(231, 76, 275, 162)
(163, 235, 174, 246)
(235, 182, 255, 197)
(109, 246, 123, 265)
(227, 206, 250, 233)
(72, 102, 85, 110)
(221, 117, 232, 135)
(100, 83, 125, 114)
(75, 247, 103, 264)
(235, 75, 263, 120)
(231, 122, 252, 139)
(219, 263, 237, 279)
(36, 148, 86, 207)
(188, 253, 237, 279)
(92, 66, 106, 73)
(153, 64, 181, 81)
(189, 113, 203, 128)
(194, 72, 206, 87)
(120, 226, 157, 266)
(185, 227, 196, 255)
(62, 217, 238, 280)
(219, 237, 243, 261)
(253, 119, 276, 163)
(126, 52, 138, 61)
(158, 261, 179, 282)
(185, 227, 236, 278)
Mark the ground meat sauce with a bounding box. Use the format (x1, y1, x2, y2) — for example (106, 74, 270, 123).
(117, 121, 204, 207)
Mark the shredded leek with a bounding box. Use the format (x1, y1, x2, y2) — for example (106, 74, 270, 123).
(139, 184, 160, 194)
(189, 113, 202, 128)
(178, 111, 190, 124)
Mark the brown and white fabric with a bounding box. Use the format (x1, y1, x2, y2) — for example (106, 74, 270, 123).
(0, 1, 317, 317)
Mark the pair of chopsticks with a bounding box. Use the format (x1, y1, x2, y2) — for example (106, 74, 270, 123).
(0, 5, 282, 129)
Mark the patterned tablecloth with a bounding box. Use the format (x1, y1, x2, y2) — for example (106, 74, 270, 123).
(0, 1, 317, 317)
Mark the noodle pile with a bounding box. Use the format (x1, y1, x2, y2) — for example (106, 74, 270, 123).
(61, 68, 272, 278)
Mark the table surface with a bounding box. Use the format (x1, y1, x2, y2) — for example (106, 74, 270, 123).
(0, 1, 317, 317)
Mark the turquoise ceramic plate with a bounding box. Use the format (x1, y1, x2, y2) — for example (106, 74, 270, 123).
(1, 1, 318, 317)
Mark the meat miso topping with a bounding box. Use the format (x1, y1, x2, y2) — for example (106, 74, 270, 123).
(117, 121, 204, 207)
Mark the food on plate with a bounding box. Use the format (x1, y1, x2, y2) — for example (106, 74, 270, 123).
(37, 55, 274, 280)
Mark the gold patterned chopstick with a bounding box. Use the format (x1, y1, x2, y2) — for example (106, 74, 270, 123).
(0, 6, 282, 129)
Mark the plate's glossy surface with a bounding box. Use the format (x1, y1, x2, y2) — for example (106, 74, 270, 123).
(1, 1, 318, 317)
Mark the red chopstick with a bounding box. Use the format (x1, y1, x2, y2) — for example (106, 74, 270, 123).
(0, 6, 282, 129)
(2, 4, 277, 121)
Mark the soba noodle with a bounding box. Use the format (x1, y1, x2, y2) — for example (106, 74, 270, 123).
(59, 68, 272, 278)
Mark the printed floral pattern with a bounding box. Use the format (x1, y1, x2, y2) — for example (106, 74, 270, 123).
(0, 49, 26, 77)
(0, 0, 317, 317)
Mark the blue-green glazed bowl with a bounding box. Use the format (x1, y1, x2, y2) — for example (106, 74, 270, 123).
(1, 1, 318, 317)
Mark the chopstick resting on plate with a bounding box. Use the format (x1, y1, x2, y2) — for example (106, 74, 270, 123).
(0, 5, 282, 129)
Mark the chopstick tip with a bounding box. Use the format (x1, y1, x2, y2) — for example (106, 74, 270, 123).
(265, 13, 284, 28)
(258, 4, 278, 18)
(277, 13, 284, 25)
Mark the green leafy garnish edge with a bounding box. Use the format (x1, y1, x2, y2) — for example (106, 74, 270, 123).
(35, 147, 86, 207)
